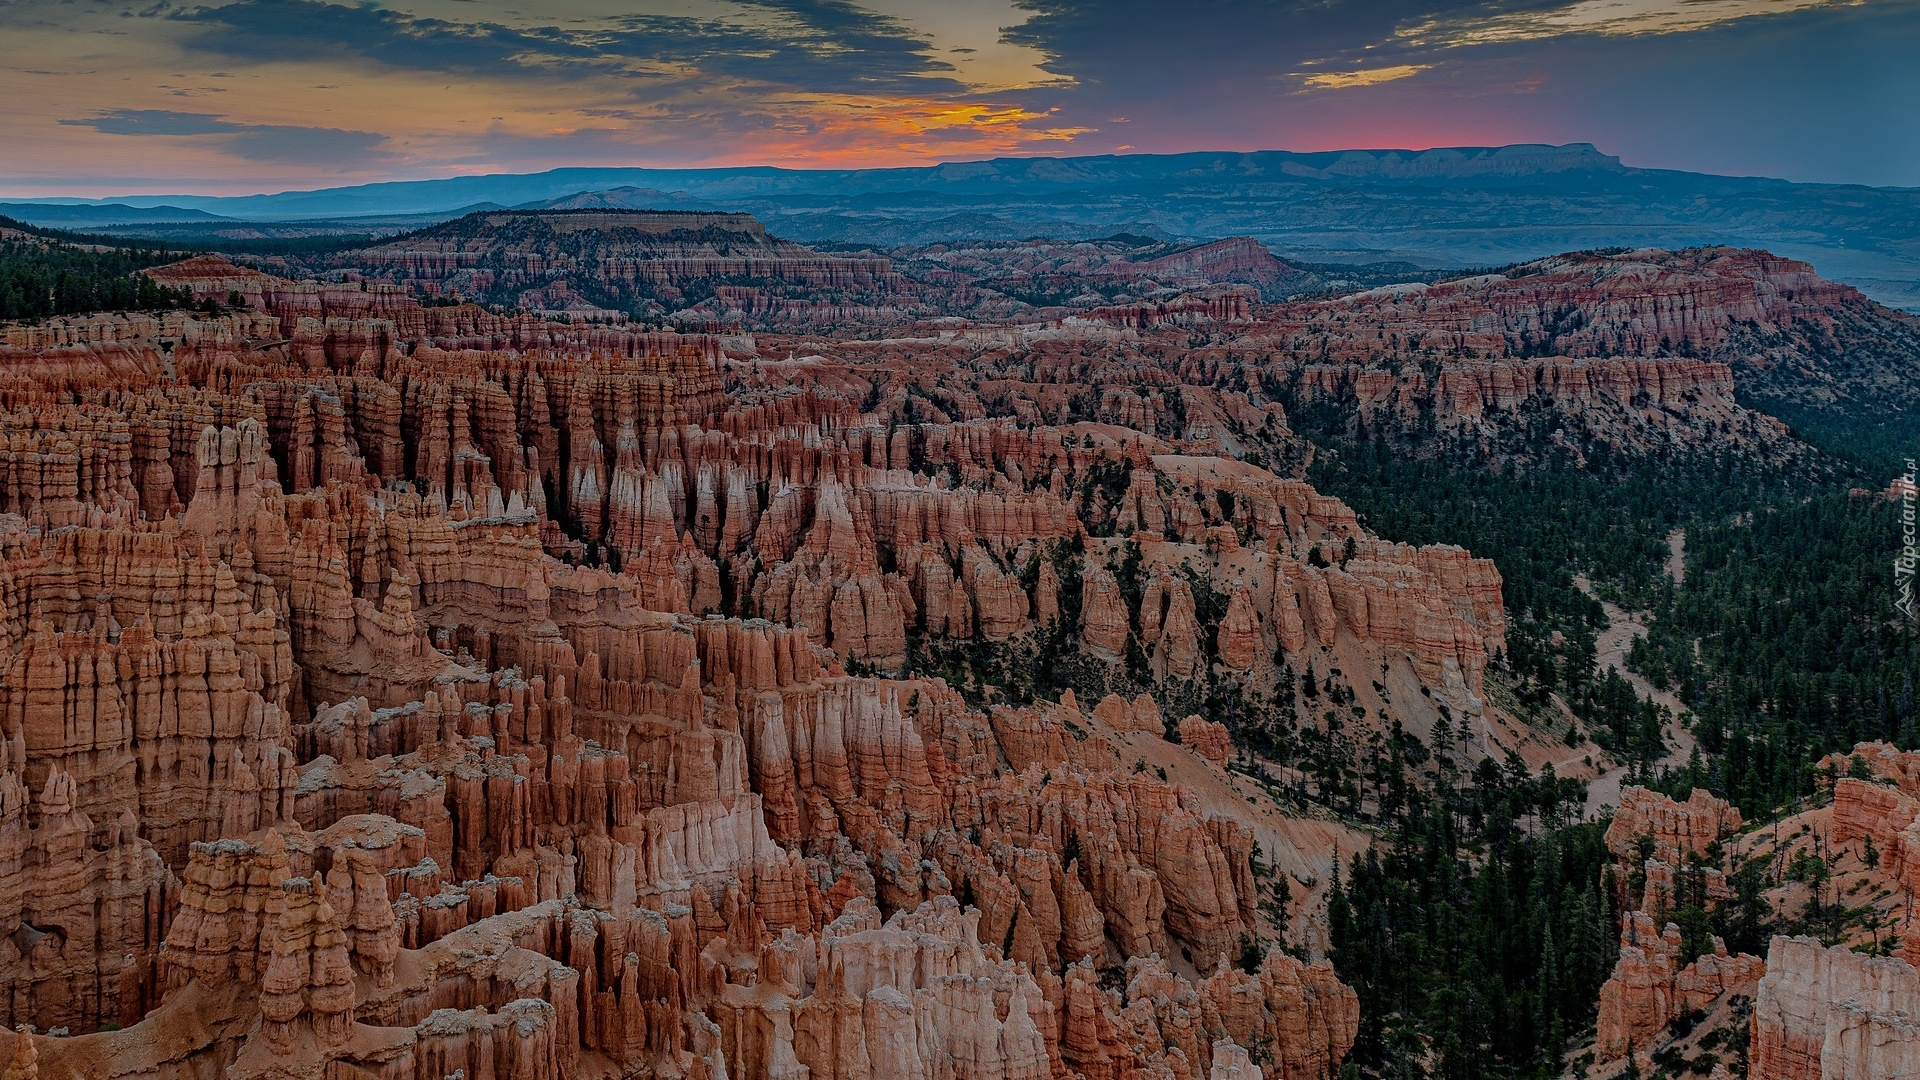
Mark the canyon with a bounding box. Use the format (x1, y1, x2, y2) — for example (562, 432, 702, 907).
(0, 249, 1414, 1080)
(3, 213, 1918, 1080)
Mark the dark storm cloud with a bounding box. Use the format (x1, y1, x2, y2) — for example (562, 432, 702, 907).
(164, 0, 601, 73)
(991, 0, 1920, 184)
(1002, 0, 1493, 86)
(60, 108, 394, 164)
(990, 0, 1513, 140)
(1485, 2, 1920, 186)
(160, 0, 965, 96)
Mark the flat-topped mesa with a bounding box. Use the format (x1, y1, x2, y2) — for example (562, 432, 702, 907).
(146, 256, 412, 322)
(327, 210, 916, 321)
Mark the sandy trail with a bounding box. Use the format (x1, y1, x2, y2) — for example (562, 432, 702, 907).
(1578, 575, 1697, 818)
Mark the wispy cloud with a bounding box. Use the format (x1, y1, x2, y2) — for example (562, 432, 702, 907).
(3, 0, 1916, 190)
(59, 108, 392, 164)
(1297, 64, 1432, 91)
(1397, 0, 1856, 48)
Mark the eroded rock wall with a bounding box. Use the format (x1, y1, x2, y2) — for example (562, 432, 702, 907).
(0, 260, 1379, 1080)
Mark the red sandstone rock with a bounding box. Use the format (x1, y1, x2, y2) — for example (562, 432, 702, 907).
(1593, 912, 1763, 1061)
(1606, 786, 1742, 865)
(1821, 740, 1920, 797)
(1179, 716, 1232, 765)
(1198, 949, 1359, 1080)
(1217, 586, 1261, 672)
(1079, 566, 1131, 660)
(1751, 936, 1920, 1080)
(0, 252, 1407, 1080)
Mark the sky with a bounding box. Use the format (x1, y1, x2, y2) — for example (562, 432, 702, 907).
(2, 0, 1917, 197)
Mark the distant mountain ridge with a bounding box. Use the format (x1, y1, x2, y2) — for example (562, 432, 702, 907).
(8, 143, 1919, 309)
(0, 202, 232, 226)
(7, 144, 1634, 218)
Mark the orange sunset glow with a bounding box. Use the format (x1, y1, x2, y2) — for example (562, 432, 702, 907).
(1, 0, 1914, 196)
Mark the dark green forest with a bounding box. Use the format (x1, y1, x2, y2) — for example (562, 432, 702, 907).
(1304, 439, 1826, 773)
(0, 220, 194, 320)
(1631, 490, 1920, 816)
(1329, 775, 1614, 1080)
(1297, 401, 1918, 1078)
(1304, 423, 1919, 797)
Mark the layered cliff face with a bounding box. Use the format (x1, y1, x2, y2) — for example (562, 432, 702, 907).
(1281, 354, 1792, 465)
(1751, 937, 1920, 1080)
(0, 258, 1405, 1079)
(1248, 247, 1920, 462)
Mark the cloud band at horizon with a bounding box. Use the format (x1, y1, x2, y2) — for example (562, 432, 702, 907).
(0, 0, 1916, 194)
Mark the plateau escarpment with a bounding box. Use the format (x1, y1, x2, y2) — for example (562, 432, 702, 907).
(314, 209, 920, 325)
(840, 244, 1895, 472)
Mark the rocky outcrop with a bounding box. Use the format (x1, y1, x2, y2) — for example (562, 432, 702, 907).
(1606, 786, 1742, 865)
(1825, 742, 1920, 794)
(1179, 716, 1232, 766)
(1079, 565, 1131, 660)
(1593, 912, 1763, 1061)
(1217, 586, 1261, 672)
(1210, 1040, 1265, 1080)
(1750, 936, 1920, 1080)
(1198, 949, 1359, 1080)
